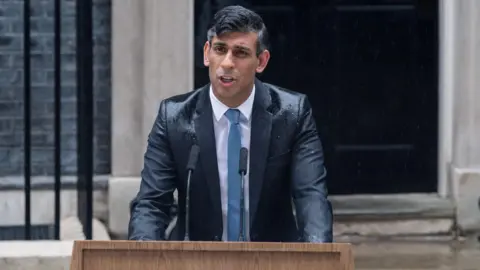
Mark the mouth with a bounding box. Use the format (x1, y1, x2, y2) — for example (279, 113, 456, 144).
(219, 75, 235, 85)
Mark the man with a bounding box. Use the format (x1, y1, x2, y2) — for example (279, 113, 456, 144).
(128, 5, 333, 243)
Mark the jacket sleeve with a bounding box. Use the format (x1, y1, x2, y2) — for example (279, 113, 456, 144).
(290, 95, 333, 243)
(128, 100, 177, 241)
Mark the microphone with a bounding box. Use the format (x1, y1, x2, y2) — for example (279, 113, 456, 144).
(184, 144, 200, 241)
(238, 147, 248, 241)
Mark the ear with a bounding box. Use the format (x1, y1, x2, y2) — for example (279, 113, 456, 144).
(255, 49, 270, 73)
(203, 41, 210, 67)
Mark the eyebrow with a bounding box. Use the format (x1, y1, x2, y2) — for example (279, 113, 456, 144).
(213, 42, 252, 52)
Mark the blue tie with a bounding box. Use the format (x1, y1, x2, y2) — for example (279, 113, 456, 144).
(225, 109, 242, 241)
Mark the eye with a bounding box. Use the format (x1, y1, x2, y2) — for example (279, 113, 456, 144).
(235, 50, 249, 58)
(214, 46, 227, 54)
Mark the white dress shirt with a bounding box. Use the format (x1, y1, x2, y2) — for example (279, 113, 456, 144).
(209, 85, 254, 241)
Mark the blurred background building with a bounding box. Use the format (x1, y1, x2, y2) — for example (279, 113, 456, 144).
(0, 0, 479, 244)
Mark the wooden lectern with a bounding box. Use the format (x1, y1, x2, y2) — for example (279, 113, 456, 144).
(70, 240, 354, 269)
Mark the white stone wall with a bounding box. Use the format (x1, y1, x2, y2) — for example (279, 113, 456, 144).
(108, 0, 194, 239)
(111, 0, 194, 177)
(447, 0, 480, 234)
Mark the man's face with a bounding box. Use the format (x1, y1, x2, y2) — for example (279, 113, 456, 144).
(204, 31, 270, 107)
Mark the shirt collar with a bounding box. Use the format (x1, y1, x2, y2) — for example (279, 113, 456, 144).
(209, 85, 255, 122)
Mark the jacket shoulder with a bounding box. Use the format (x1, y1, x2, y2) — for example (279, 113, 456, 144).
(261, 82, 308, 112)
(162, 86, 203, 105)
(158, 86, 206, 118)
(264, 82, 306, 98)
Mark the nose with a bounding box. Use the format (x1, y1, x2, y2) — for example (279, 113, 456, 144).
(220, 52, 234, 69)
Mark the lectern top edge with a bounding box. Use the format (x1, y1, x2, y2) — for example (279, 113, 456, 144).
(72, 240, 351, 253)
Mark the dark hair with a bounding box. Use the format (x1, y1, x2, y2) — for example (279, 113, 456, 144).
(207, 5, 269, 56)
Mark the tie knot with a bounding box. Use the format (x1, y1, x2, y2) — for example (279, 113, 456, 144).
(225, 109, 240, 124)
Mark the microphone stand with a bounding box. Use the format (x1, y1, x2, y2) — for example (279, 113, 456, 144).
(184, 144, 199, 241)
(238, 169, 246, 241)
(238, 147, 248, 241)
(184, 168, 192, 241)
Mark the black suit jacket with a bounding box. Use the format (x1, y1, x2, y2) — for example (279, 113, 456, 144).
(128, 79, 333, 242)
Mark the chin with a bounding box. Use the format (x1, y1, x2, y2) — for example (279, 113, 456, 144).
(217, 88, 241, 100)
(217, 88, 237, 98)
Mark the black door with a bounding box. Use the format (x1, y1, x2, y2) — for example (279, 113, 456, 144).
(194, 0, 438, 195)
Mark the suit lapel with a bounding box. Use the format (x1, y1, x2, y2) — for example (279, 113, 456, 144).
(249, 79, 273, 226)
(193, 85, 223, 225)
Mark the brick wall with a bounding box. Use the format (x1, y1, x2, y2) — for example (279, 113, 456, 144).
(0, 0, 111, 176)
